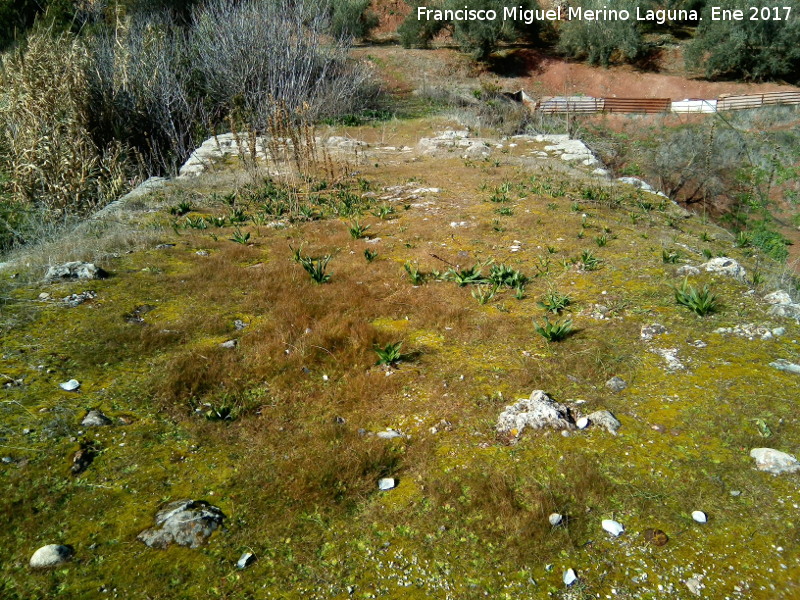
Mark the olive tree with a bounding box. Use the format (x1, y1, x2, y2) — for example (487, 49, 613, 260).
(400, 0, 541, 61)
(686, 0, 800, 82)
(557, 0, 649, 66)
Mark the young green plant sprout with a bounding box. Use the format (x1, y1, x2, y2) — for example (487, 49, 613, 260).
(372, 205, 395, 220)
(447, 265, 487, 286)
(230, 227, 251, 244)
(488, 264, 528, 289)
(674, 278, 718, 316)
(229, 208, 248, 223)
(534, 317, 574, 342)
(374, 341, 404, 366)
(170, 200, 192, 216)
(662, 249, 680, 264)
(537, 290, 572, 314)
(293, 249, 333, 284)
(579, 249, 601, 271)
(471, 284, 498, 305)
(735, 231, 752, 248)
(348, 220, 370, 239)
(185, 216, 208, 230)
(404, 261, 425, 285)
(364, 249, 378, 262)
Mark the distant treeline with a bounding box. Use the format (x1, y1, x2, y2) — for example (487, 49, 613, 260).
(399, 0, 800, 82)
(3, 1, 799, 83)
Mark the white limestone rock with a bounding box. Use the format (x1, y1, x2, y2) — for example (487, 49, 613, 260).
(496, 391, 575, 437)
(750, 448, 800, 474)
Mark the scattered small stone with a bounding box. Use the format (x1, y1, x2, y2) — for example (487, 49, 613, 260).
(577, 303, 611, 320)
(676, 265, 700, 277)
(769, 359, 800, 375)
(1, 456, 13, 464)
(138, 499, 225, 549)
(685, 576, 703, 596)
(82, 409, 112, 427)
(236, 552, 256, 569)
(378, 478, 396, 491)
(496, 390, 575, 437)
(376, 430, 403, 440)
(563, 569, 577, 586)
(764, 290, 793, 305)
(641, 323, 668, 341)
(234, 319, 248, 330)
(602, 519, 624, 537)
(333, 416, 346, 425)
(30, 544, 74, 569)
(62, 290, 97, 307)
(220, 340, 238, 349)
(651, 347, 685, 372)
(548, 513, 563, 526)
(701, 256, 746, 281)
(605, 376, 627, 392)
(715, 324, 783, 341)
(59, 379, 80, 392)
(644, 528, 669, 547)
(750, 448, 800, 474)
(2, 375, 23, 388)
(586, 410, 622, 435)
(38, 292, 50, 300)
(123, 304, 156, 324)
(44, 262, 107, 283)
(576, 417, 589, 430)
(196, 250, 210, 256)
(769, 303, 800, 320)
(429, 419, 452, 434)
(730, 490, 741, 497)
(692, 511, 707, 523)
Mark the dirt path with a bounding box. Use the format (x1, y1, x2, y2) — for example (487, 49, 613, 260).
(357, 45, 800, 101)
(516, 48, 800, 99)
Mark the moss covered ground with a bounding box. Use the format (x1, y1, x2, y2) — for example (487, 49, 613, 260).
(1, 118, 799, 599)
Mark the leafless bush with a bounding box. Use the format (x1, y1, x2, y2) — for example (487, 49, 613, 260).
(83, 0, 372, 174)
(87, 14, 199, 175)
(190, 0, 371, 128)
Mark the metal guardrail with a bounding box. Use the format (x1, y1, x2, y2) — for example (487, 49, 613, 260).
(602, 98, 672, 114)
(537, 96, 604, 114)
(717, 92, 800, 111)
(521, 90, 800, 115)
